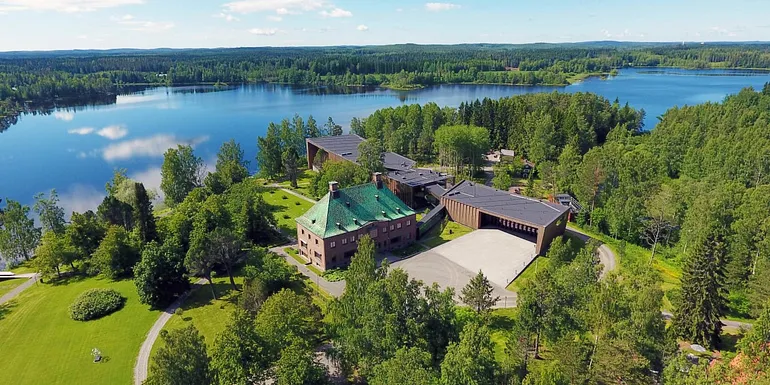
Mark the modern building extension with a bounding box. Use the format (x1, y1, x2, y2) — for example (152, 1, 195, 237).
(440, 180, 569, 255)
(306, 134, 451, 208)
(295, 173, 418, 271)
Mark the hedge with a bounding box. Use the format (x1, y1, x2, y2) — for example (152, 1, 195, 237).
(69, 288, 126, 321)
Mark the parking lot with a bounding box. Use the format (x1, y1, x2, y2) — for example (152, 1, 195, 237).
(391, 229, 538, 307)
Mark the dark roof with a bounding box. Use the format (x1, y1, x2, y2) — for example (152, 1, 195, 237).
(442, 180, 568, 227)
(296, 182, 415, 239)
(386, 168, 450, 187)
(307, 134, 416, 171)
(426, 184, 448, 199)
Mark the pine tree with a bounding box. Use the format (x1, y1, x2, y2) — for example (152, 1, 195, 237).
(673, 234, 728, 349)
(461, 270, 499, 314)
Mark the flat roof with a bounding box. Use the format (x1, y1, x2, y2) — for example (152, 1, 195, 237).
(386, 168, 450, 187)
(442, 180, 568, 227)
(307, 134, 416, 171)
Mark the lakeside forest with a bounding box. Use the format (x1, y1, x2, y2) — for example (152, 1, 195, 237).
(2, 78, 770, 384)
(3, 43, 770, 130)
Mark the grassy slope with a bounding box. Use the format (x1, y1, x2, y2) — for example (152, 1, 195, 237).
(0, 278, 26, 297)
(261, 188, 314, 236)
(506, 256, 553, 293)
(276, 169, 316, 199)
(421, 221, 473, 248)
(0, 277, 160, 385)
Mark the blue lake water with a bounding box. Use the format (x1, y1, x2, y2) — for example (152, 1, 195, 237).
(1, 67, 769, 214)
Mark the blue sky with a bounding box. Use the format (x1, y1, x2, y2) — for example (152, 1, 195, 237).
(0, 0, 769, 51)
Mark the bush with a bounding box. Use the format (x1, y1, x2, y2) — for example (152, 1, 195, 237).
(294, 201, 301, 206)
(282, 214, 291, 219)
(322, 268, 347, 282)
(282, 195, 288, 200)
(69, 288, 126, 321)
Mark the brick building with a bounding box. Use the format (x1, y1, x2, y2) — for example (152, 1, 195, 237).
(306, 134, 451, 209)
(440, 180, 569, 255)
(295, 173, 418, 271)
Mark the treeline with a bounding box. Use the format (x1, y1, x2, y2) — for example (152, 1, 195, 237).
(354, 92, 644, 165)
(2, 43, 770, 131)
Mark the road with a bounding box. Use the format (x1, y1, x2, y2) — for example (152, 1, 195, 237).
(0, 273, 39, 306)
(565, 228, 617, 278)
(133, 278, 207, 385)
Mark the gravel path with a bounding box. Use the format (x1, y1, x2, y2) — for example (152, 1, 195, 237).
(133, 278, 207, 385)
(0, 274, 39, 306)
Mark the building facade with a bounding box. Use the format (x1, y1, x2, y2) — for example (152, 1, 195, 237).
(295, 174, 418, 271)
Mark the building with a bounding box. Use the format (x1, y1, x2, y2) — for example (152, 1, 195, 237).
(440, 180, 569, 255)
(295, 173, 418, 271)
(306, 134, 451, 209)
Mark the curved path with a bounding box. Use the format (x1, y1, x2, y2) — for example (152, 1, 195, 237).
(133, 278, 207, 385)
(0, 273, 39, 306)
(565, 228, 616, 278)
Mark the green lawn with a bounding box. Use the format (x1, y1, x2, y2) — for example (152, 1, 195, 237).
(260, 188, 314, 236)
(0, 278, 26, 297)
(0, 276, 161, 385)
(489, 308, 517, 363)
(277, 169, 316, 199)
(152, 274, 244, 357)
(421, 221, 473, 248)
(10, 261, 37, 274)
(506, 256, 553, 293)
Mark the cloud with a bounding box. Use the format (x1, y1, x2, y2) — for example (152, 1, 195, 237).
(320, 7, 351, 18)
(96, 125, 128, 140)
(710, 26, 737, 37)
(223, 0, 325, 14)
(113, 15, 174, 32)
(54, 111, 75, 121)
(0, 0, 143, 13)
(249, 28, 279, 35)
(425, 2, 460, 11)
(214, 12, 239, 22)
(267, 15, 282, 21)
(357, 24, 368, 32)
(68, 127, 95, 135)
(58, 184, 106, 218)
(102, 134, 209, 161)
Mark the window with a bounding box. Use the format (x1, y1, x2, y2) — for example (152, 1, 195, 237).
(301, 229, 305, 234)
(307, 234, 311, 239)
(332, 256, 337, 262)
(342, 238, 347, 245)
(358, 234, 364, 240)
(300, 240, 308, 248)
(315, 239, 318, 245)
(407, 233, 411, 239)
(390, 225, 395, 231)
(397, 223, 402, 229)
(330, 241, 336, 248)
(382, 227, 387, 233)
(407, 220, 411, 226)
(351, 236, 355, 243)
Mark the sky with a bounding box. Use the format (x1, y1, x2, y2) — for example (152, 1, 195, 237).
(0, 0, 769, 51)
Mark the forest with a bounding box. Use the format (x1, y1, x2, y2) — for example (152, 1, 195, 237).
(3, 43, 770, 131)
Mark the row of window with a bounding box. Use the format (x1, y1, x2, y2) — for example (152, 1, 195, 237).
(328, 220, 412, 249)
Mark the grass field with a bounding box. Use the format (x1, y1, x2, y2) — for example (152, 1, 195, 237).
(0, 276, 161, 385)
(421, 221, 473, 248)
(276, 169, 316, 199)
(151, 274, 244, 357)
(10, 261, 37, 274)
(506, 256, 553, 293)
(261, 188, 314, 236)
(0, 278, 26, 297)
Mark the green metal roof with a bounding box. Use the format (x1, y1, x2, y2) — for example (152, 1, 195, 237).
(296, 183, 416, 239)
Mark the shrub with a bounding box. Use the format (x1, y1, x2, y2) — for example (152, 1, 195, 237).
(175, 308, 184, 317)
(294, 201, 301, 206)
(69, 288, 126, 321)
(322, 268, 347, 282)
(281, 195, 288, 200)
(282, 214, 291, 219)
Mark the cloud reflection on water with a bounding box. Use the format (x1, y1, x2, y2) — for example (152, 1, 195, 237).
(102, 134, 209, 161)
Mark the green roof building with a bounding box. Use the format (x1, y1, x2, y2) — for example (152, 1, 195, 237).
(296, 173, 418, 270)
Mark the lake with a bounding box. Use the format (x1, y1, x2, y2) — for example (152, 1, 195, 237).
(1, 67, 770, 214)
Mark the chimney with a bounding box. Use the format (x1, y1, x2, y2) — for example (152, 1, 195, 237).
(373, 172, 383, 189)
(329, 181, 340, 199)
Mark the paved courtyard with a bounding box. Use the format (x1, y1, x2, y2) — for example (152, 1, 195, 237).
(391, 229, 537, 307)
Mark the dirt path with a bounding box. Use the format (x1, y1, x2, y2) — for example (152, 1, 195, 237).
(0, 274, 39, 306)
(133, 278, 207, 385)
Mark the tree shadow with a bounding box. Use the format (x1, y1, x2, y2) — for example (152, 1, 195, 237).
(47, 272, 90, 286)
(0, 301, 17, 321)
(488, 311, 517, 331)
(181, 282, 239, 312)
(718, 332, 745, 353)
